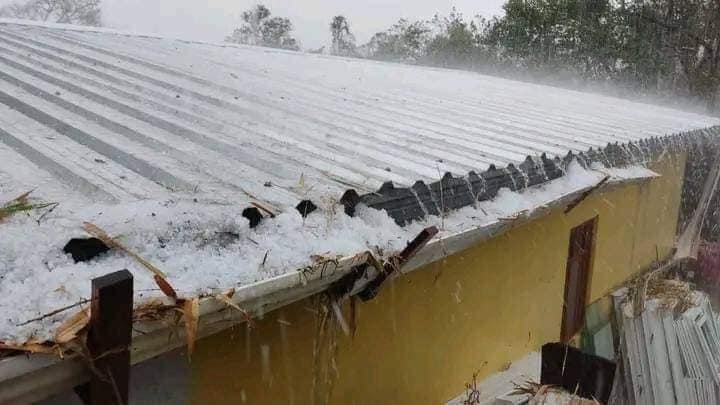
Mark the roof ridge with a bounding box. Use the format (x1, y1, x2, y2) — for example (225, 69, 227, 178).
(0, 17, 300, 55)
(0, 17, 164, 38)
(0, 17, 368, 61)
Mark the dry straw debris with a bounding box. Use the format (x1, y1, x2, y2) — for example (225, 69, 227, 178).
(513, 380, 599, 405)
(463, 372, 481, 404)
(54, 308, 90, 344)
(0, 221, 206, 359)
(0, 190, 56, 223)
(511, 380, 546, 397)
(183, 298, 199, 357)
(82, 222, 168, 280)
(82, 223, 202, 357)
(645, 278, 696, 313)
(215, 290, 253, 326)
(625, 259, 697, 314)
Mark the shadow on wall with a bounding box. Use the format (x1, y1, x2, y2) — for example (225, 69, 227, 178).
(39, 349, 190, 405)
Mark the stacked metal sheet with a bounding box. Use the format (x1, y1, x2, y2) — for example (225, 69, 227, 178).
(613, 289, 720, 405)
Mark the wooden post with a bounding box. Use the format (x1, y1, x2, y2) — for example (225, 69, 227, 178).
(82, 270, 133, 405)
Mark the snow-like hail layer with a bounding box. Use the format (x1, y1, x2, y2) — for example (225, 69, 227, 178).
(0, 161, 652, 342)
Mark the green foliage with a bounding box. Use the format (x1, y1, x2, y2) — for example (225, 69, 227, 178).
(358, 1, 720, 113)
(362, 19, 431, 62)
(423, 9, 482, 67)
(225, 4, 299, 51)
(330, 15, 356, 56)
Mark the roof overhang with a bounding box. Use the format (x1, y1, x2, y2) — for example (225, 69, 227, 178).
(0, 168, 657, 403)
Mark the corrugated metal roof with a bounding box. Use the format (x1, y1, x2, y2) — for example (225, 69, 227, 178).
(0, 19, 718, 215)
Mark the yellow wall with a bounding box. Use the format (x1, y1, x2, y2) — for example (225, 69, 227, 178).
(190, 152, 686, 405)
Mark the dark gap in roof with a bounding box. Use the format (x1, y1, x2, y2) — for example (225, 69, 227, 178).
(467, 171, 484, 200)
(360, 181, 427, 226)
(563, 151, 578, 168)
(627, 142, 646, 162)
(479, 165, 511, 200)
(584, 148, 601, 167)
(412, 181, 440, 216)
(519, 154, 564, 186)
(544, 155, 565, 181)
(242, 207, 264, 228)
(340, 189, 360, 217)
(603, 144, 622, 166)
(63, 238, 110, 263)
(349, 129, 712, 227)
(518, 157, 544, 188)
(505, 164, 526, 190)
(429, 173, 475, 212)
(296, 200, 318, 217)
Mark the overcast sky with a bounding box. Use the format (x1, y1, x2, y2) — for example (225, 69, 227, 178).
(87, 0, 505, 49)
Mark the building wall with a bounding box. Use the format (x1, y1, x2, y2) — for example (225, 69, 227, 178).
(189, 152, 687, 405)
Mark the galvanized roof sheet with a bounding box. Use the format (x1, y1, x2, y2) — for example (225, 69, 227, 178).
(0, 19, 718, 213)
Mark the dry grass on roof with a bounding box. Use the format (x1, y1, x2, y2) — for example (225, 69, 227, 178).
(0, 190, 56, 223)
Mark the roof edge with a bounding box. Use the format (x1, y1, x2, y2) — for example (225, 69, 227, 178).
(0, 17, 306, 55)
(0, 162, 664, 403)
(342, 126, 720, 227)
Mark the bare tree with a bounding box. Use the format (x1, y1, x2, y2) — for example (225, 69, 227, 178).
(0, 0, 102, 26)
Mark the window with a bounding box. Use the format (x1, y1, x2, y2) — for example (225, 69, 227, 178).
(561, 217, 597, 342)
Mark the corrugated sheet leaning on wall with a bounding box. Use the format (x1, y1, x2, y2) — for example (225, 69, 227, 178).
(614, 287, 720, 405)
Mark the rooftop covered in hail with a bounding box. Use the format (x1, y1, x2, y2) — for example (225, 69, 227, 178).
(0, 18, 718, 363)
